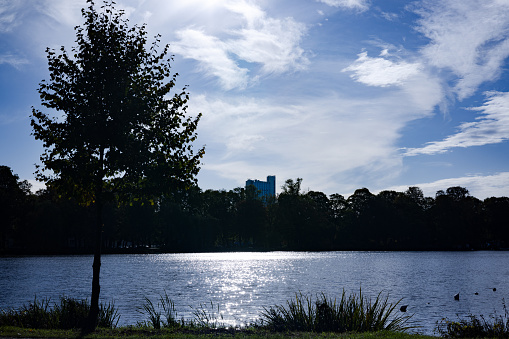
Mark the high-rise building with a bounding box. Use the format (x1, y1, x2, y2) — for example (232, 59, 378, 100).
(246, 175, 276, 199)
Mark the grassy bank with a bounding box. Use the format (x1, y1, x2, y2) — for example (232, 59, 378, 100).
(0, 326, 436, 339)
(2, 291, 508, 338)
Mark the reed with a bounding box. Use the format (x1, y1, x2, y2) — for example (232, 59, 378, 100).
(138, 294, 227, 329)
(189, 301, 224, 328)
(260, 289, 413, 333)
(137, 291, 181, 329)
(435, 299, 509, 338)
(0, 296, 119, 329)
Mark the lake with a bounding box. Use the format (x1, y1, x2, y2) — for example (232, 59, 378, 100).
(1, 251, 508, 335)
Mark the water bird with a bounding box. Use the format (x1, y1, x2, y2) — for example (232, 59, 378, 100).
(454, 293, 459, 300)
(493, 288, 497, 291)
(475, 292, 479, 295)
(400, 305, 408, 312)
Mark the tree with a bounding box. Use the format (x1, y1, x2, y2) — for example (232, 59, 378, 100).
(30, 0, 204, 331)
(0, 166, 31, 250)
(445, 186, 470, 201)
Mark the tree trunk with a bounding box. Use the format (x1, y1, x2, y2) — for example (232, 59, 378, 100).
(83, 199, 103, 333)
(84, 148, 105, 334)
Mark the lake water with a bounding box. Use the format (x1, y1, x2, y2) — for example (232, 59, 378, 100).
(1, 251, 508, 335)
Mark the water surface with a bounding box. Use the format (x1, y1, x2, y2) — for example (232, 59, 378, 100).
(1, 251, 508, 335)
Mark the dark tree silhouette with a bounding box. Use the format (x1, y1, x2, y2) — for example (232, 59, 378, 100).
(30, 0, 204, 331)
(0, 166, 31, 250)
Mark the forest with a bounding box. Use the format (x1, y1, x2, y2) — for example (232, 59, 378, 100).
(1, 165, 508, 254)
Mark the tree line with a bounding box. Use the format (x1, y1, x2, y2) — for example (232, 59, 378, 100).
(2, 167, 508, 253)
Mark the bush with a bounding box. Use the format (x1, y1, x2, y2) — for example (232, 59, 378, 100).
(260, 289, 413, 333)
(0, 296, 119, 329)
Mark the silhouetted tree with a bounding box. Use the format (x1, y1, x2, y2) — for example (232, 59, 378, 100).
(30, 0, 204, 330)
(303, 191, 335, 250)
(430, 187, 480, 249)
(235, 194, 267, 247)
(483, 196, 509, 248)
(0, 166, 31, 250)
(275, 178, 304, 248)
(344, 188, 376, 248)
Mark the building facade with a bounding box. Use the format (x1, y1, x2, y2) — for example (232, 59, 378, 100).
(245, 175, 276, 199)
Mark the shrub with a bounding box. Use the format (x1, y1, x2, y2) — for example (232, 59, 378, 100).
(260, 289, 413, 333)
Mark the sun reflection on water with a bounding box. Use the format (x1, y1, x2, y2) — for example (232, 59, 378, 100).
(3, 251, 506, 334)
(152, 252, 308, 326)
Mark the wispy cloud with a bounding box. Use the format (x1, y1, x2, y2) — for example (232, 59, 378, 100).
(0, 52, 28, 68)
(317, 0, 369, 11)
(0, 0, 24, 32)
(190, 87, 434, 193)
(35, 0, 84, 27)
(405, 91, 509, 156)
(171, 0, 308, 90)
(342, 50, 443, 111)
(415, 0, 509, 100)
(380, 11, 398, 21)
(171, 28, 249, 91)
(226, 12, 308, 74)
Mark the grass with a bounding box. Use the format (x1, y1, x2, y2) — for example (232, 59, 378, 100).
(17, 290, 509, 339)
(189, 301, 225, 328)
(435, 299, 509, 338)
(0, 296, 119, 329)
(137, 291, 181, 329)
(260, 289, 414, 333)
(0, 326, 437, 339)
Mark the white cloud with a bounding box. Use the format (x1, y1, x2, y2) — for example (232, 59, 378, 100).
(171, 0, 308, 89)
(33, 0, 84, 27)
(342, 51, 423, 87)
(226, 15, 308, 74)
(386, 172, 509, 200)
(415, 0, 509, 100)
(0, 53, 28, 68)
(190, 88, 434, 194)
(342, 51, 443, 111)
(380, 11, 398, 21)
(317, 0, 369, 11)
(171, 28, 249, 90)
(0, 0, 25, 32)
(405, 91, 509, 156)
(224, 0, 265, 26)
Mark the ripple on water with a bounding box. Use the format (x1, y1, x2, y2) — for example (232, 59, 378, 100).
(1, 251, 508, 335)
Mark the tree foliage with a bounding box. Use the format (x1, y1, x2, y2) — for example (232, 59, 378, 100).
(29, 0, 204, 331)
(0, 166, 31, 250)
(3, 169, 509, 254)
(31, 0, 204, 204)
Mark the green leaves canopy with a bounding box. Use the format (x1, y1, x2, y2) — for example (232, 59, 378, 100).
(31, 0, 204, 204)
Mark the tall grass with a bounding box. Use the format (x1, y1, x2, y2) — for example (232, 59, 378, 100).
(2, 290, 412, 333)
(190, 301, 224, 328)
(138, 293, 228, 329)
(0, 296, 119, 329)
(260, 289, 413, 333)
(137, 291, 181, 329)
(435, 299, 509, 338)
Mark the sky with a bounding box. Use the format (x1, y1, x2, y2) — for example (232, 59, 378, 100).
(1, 0, 509, 200)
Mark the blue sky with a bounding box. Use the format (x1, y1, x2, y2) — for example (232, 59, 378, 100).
(1, 0, 509, 199)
